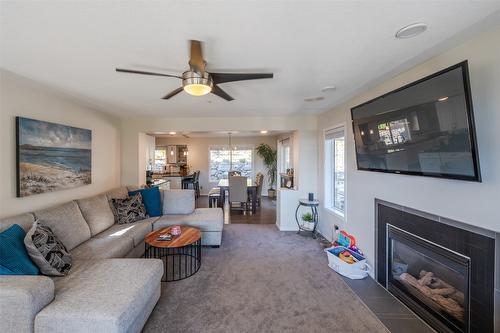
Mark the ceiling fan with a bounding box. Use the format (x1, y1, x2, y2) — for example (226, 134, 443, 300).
(116, 40, 273, 101)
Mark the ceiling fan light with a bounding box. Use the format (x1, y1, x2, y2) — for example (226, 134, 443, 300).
(182, 70, 213, 96)
(184, 84, 212, 96)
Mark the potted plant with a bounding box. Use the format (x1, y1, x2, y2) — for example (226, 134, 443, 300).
(256, 143, 277, 198)
(301, 212, 315, 230)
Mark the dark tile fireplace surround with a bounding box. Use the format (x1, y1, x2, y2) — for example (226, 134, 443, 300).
(375, 200, 498, 333)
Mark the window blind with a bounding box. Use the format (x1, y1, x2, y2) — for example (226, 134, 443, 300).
(325, 127, 344, 140)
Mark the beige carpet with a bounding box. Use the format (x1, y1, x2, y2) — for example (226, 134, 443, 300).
(143, 224, 388, 333)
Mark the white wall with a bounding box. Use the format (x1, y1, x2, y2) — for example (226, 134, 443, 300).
(276, 129, 318, 231)
(155, 135, 279, 195)
(0, 71, 121, 218)
(316, 26, 500, 271)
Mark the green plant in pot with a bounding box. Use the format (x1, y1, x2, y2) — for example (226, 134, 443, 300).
(301, 212, 315, 230)
(256, 143, 277, 198)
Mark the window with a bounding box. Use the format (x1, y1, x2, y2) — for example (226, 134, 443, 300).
(209, 146, 253, 182)
(154, 148, 167, 172)
(324, 127, 345, 217)
(279, 138, 292, 173)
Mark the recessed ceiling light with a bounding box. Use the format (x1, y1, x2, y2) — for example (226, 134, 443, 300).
(304, 96, 325, 102)
(438, 96, 449, 102)
(321, 86, 336, 92)
(395, 23, 428, 39)
(169, 131, 176, 135)
(260, 130, 268, 134)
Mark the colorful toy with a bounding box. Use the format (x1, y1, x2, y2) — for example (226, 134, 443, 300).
(349, 245, 364, 256)
(338, 250, 357, 264)
(338, 231, 356, 248)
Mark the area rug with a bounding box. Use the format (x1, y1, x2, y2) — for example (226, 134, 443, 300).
(143, 224, 388, 333)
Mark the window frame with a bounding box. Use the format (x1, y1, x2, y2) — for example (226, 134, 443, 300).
(323, 124, 346, 220)
(154, 146, 167, 172)
(208, 144, 255, 183)
(278, 137, 293, 174)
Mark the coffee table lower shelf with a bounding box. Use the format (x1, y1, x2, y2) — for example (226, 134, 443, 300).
(145, 239, 201, 282)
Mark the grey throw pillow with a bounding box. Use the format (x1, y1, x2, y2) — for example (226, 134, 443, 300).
(24, 221, 72, 276)
(112, 193, 148, 224)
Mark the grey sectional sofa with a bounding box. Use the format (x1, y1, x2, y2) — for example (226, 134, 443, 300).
(0, 187, 223, 333)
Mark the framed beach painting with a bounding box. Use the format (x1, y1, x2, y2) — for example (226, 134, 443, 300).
(16, 117, 92, 197)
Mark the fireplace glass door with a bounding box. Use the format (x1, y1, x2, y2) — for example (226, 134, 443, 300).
(387, 224, 470, 333)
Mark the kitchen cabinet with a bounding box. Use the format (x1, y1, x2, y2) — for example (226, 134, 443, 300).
(164, 176, 182, 189)
(145, 135, 155, 169)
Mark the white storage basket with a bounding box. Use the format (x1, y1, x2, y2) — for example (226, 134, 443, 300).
(325, 246, 371, 280)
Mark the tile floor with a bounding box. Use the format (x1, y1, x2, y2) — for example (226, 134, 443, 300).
(341, 276, 435, 332)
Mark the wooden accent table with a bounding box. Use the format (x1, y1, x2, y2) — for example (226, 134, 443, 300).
(144, 226, 201, 282)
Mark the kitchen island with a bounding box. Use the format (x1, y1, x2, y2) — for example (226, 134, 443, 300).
(152, 173, 189, 189)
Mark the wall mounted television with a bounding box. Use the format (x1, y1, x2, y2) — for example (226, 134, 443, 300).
(351, 61, 481, 182)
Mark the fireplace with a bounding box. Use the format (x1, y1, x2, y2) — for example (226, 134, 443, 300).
(376, 201, 496, 333)
(388, 225, 470, 332)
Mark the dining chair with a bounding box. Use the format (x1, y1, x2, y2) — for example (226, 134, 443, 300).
(228, 176, 248, 212)
(228, 170, 241, 178)
(254, 172, 264, 207)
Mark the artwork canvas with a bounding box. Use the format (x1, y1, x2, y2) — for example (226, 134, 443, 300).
(16, 117, 92, 197)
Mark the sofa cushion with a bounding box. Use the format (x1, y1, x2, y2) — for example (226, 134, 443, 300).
(0, 275, 54, 333)
(0, 213, 35, 233)
(105, 187, 129, 222)
(162, 189, 195, 215)
(129, 187, 162, 217)
(33, 201, 91, 251)
(154, 208, 223, 232)
(94, 217, 157, 247)
(112, 193, 148, 224)
(0, 224, 39, 275)
(24, 222, 72, 276)
(35, 259, 163, 333)
(76, 194, 115, 236)
(70, 235, 134, 260)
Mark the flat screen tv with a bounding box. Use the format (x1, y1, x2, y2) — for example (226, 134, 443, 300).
(351, 61, 481, 181)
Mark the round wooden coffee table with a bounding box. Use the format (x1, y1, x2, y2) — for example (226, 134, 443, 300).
(144, 226, 201, 282)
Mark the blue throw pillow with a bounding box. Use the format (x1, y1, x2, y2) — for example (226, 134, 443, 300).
(129, 187, 162, 217)
(0, 224, 39, 275)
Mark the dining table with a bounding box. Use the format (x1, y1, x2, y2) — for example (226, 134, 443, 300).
(217, 178, 257, 213)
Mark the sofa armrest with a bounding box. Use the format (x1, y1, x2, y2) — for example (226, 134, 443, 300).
(0, 275, 55, 333)
(161, 189, 195, 215)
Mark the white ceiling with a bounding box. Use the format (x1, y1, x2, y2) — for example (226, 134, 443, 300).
(151, 131, 290, 138)
(2, 1, 500, 118)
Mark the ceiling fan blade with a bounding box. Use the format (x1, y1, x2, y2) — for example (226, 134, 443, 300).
(116, 68, 181, 79)
(162, 87, 184, 99)
(189, 40, 206, 72)
(211, 85, 234, 101)
(209, 72, 273, 84)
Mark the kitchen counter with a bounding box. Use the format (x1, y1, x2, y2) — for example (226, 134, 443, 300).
(152, 173, 188, 178)
(151, 179, 169, 186)
(152, 174, 190, 189)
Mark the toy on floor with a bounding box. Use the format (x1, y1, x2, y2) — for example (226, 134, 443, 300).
(333, 230, 364, 256)
(338, 231, 356, 248)
(349, 245, 364, 256)
(338, 250, 357, 264)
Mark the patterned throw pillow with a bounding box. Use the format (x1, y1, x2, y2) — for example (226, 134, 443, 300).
(24, 221, 72, 276)
(112, 193, 148, 224)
